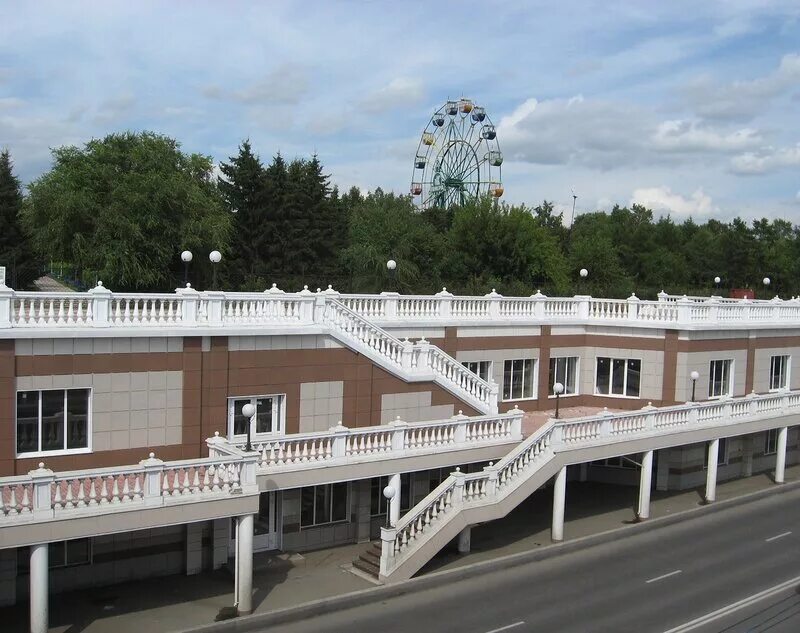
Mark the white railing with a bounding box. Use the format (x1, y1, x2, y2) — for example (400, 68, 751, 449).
(379, 389, 800, 579)
(0, 452, 258, 524)
(219, 410, 524, 472)
(4, 282, 800, 332)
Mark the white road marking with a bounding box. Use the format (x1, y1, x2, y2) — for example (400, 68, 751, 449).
(646, 569, 683, 584)
(662, 574, 800, 632)
(765, 531, 792, 542)
(484, 622, 525, 633)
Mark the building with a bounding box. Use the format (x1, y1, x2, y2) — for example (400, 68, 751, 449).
(1, 267, 798, 632)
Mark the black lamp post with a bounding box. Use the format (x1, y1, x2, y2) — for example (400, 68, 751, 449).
(387, 259, 397, 293)
(241, 402, 255, 452)
(209, 250, 221, 289)
(383, 484, 396, 528)
(181, 250, 193, 286)
(553, 382, 564, 419)
(690, 371, 699, 402)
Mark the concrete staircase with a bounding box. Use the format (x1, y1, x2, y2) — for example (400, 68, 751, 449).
(352, 541, 382, 580)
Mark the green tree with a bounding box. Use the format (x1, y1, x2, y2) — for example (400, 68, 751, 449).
(218, 140, 267, 285)
(22, 132, 230, 291)
(0, 150, 39, 288)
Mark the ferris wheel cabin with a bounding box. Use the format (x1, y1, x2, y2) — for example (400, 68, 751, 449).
(422, 132, 435, 146)
(414, 155, 427, 169)
(459, 98, 474, 113)
(489, 182, 504, 198)
(410, 182, 423, 196)
(486, 150, 503, 166)
(471, 106, 486, 122)
(445, 100, 459, 116)
(432, 112, 445, 126)
(481, 124, 497, 140)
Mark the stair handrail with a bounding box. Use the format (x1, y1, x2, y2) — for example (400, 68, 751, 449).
(324, 298, 497, 412)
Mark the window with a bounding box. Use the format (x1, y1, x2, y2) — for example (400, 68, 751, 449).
(16, 389, 90, 455)
(17, 538, 91, 572)
(592, 456, 636, 469)
(300, 483, 348, 527)
(709, 360, 733, 398)
(549, 357, 579, 395)
(770, 355, 790, 391)
(462, 360, 492, 382)
(594, 358, 641, 397)
(704, 438, 728, 467)
(228, 395, 285, 438)
(502, 359, 536, 401)
(765, 429, 778, 455)
(370, 474, 412, 516)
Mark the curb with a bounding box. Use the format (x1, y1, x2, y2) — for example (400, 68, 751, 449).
(181, 478, 800, 633)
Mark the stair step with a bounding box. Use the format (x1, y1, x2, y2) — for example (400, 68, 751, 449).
(359, 550, 380, 566)
(353, 557, 379, 578)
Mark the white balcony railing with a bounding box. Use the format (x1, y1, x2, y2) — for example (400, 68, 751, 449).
(217, 410, 524, 472)
(1, 452, 259, 524)
(379, 389, 800, 579)
(3, 282, 796, 333)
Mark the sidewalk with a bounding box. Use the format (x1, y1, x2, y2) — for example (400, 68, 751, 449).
(4, 465, 798, 633)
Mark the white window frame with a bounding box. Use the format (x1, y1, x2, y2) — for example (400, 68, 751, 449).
(15, 388, 93, 458)
(227, 394, 286, 439)
(549, 356, 580, 397)
(461, 360, 492, 383)
(502, 358, 537, 402)
(708, 359, 734, 399)
(593, 357, 642, 398)
(764, 428, 778, 455)
(300, 483, 350, 528)
(769, 355, 790, 392)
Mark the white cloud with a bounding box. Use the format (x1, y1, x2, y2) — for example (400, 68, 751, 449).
(652, 120, 762, 153)
(730, 144, 800, 174)
(204, 64, 310, 106)
(0, 97, 25, 110)
(360, 78, 424, 114)
(684, 53, 800, 121)
(630, 186, 717, 216)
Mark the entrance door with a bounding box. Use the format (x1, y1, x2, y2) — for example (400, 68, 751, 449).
(229, 492, 279, 555)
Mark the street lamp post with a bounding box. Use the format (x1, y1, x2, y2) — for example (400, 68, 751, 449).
(714, 276, 721, 294)
(241, 403, 255, 452)
(690, 370, 699, 402)
(763, 277, 771, 299)
(383, 484, 396, 528)
(553, 382, 564, 419)
(579, 268, 588, 294)
(209, 250, 222, 289)
(181, 251, 193, 286)
(387, 259, 397, 293)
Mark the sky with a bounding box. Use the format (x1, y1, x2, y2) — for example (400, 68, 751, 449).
(1, 0, 799, 222)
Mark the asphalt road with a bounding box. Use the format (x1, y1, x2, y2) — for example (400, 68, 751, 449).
(265, 487, 800, 633)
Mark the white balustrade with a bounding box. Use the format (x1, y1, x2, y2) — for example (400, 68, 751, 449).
(380, 389, 800, 578)
(225, 410, 524, 471)
(110, 295, 183, 326)
(12, 293, 93, 327)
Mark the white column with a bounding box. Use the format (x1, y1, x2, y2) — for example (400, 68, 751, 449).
(775, 426, 788, 484)
(552, 466, 567, 542)
(457, 526, 471, 553)
(389, 473, 401, 527)
(706, 438, 719, 503)
(236, 514, 254, 615)
(29, 543, 48, 633)
(638, 450, 654, 519)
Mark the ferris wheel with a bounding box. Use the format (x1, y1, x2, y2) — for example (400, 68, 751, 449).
(411, 98, 503, 208)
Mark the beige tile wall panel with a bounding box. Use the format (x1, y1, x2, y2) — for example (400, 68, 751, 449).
(752, 347, 800, 393)
(674, 349, 748, 402)
(586, 325, 666, 339)
(580, 347, 664, 401)
(387, 327, 447, 340)
(15, 337, 183, 355)
(15, 371, 183, 451)
(380, 391, 454, 423)
(228, 335, 343, 352)
(456, 326, 541, 338)
(299, 380, 344, 433)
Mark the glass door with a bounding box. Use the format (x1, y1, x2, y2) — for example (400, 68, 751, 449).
(229, 492, 279, 555)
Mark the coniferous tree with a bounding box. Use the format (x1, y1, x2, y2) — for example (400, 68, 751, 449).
(0, 149, 38, 288)
(218, 140, 267, 285)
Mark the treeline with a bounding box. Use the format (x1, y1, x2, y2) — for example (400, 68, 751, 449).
(1, 131, 798, 299)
